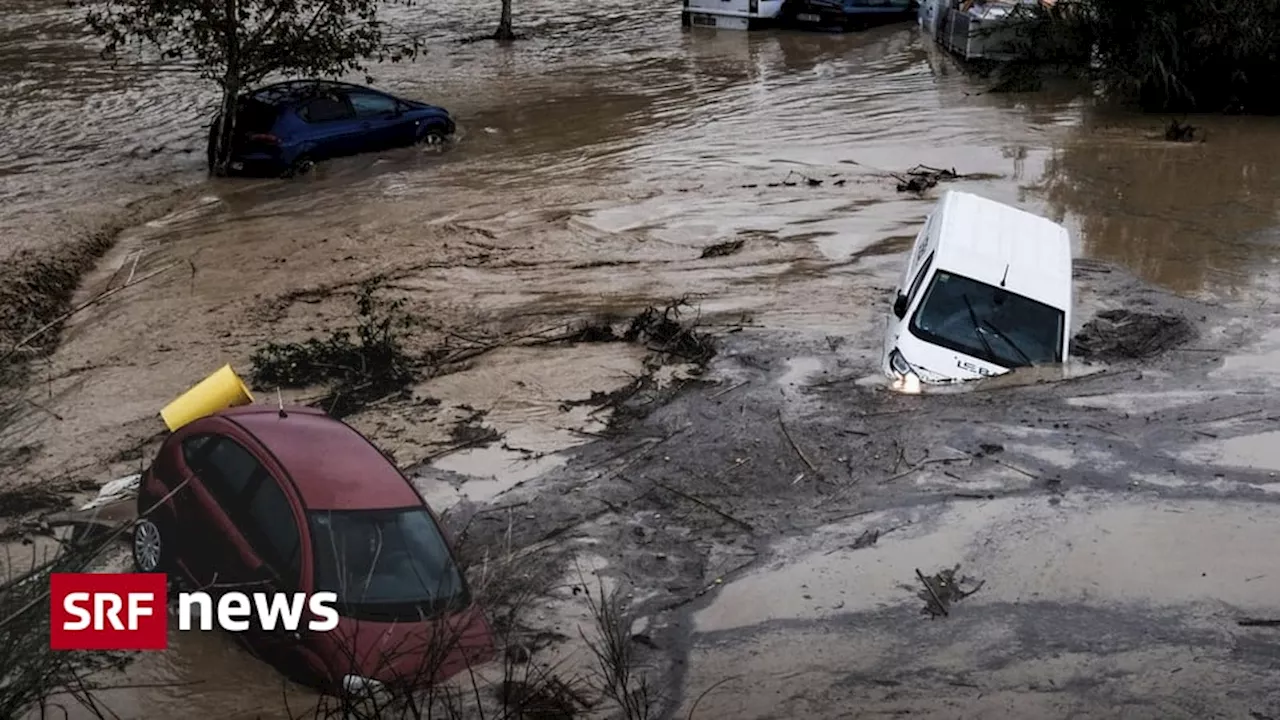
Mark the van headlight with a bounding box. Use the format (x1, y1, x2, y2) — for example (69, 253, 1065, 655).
(888, 349, 922, 394)
(889, 349, 913, 377)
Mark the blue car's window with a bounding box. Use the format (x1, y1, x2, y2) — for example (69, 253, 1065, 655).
(298, 95, 353, 123)
(348, 92, 399, 118)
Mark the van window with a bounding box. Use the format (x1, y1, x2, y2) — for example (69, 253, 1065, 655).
(190, 437, 261, 511)
(906, 251, 935, 304)
(911, 214, 933, 268)
(243, 475, 302, 586)
(909, 270, 1064, 368)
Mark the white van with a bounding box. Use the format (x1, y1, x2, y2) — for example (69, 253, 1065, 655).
(881, 190, 1072, 389)
(681, 0, 786, 30)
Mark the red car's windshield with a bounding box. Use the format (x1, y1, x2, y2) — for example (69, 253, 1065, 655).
(309, 507, 468, 621)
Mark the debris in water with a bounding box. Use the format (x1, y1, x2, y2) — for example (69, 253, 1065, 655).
(700, 239, 746, 259)
(80, 474, 140, 511)
(915, 564, 984, 618)
(623, 299, 716, 364)
(557, 300, 717, 366)
(249, 279, 417, 417)
(766, 170, 824, 188)
(1237, 618, 1280, 628)
(851, 528, 881, 549)
(1072, 309, 1195, 362)
(894, 165, 959, 193)
(1165, 119, 1202, 142)
(497, 677, 590, 718)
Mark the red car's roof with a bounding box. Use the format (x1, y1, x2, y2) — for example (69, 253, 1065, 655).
(219, 406, 421, 512)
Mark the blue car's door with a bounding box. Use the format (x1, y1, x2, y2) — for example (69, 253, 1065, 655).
(295, 93, 362, 159)
(344, 90, 418, 150)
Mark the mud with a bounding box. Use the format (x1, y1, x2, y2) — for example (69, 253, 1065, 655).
(5, 1, 1280, 717)
(1073, 308, 1196, 362)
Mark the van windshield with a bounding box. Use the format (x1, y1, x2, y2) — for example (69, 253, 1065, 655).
(909, 270, 1064, 368)
(309, 508, 468, 622)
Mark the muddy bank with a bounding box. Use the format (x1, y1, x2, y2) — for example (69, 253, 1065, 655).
(428, 261, 1280, 719)
(5, 1, 1280, 715)
(0, 190, 193, 378)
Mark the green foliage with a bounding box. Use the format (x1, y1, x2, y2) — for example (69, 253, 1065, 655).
(85, 0, 421, 172)
(85, 0, 411, 88)
(250, 280, 418, 417)
(1009, 0, 1280, 113)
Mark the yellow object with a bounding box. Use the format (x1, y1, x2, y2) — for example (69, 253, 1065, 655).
(160, 364, 255, 432)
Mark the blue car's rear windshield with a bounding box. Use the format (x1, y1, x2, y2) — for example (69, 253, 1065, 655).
(234, 98, 279, 134)
(309, 507, 468, 622)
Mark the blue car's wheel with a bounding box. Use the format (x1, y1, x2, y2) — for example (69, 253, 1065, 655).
(416, 125, 449, 148)
(283, 155, 315, 178)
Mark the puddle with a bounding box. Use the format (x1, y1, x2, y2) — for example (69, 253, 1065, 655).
(694, 493, 1280, 634)
(1212, 326, 1280, 386)
(777, 356, 824, 390)
(431, 446, 569, 506)
(1066, 389, 1216, 412)
(1179, 430, 1280, 473)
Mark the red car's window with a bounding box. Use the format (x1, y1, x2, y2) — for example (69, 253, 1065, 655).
(191, 436, 261, 511)
(309, 508, 467, 621)
(242, 475, 302, 588)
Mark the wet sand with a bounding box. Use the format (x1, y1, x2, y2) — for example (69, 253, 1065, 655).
(4, 0, 1280, 716)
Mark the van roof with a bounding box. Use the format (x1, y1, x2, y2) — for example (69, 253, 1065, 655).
(931, 190, 1072, 311)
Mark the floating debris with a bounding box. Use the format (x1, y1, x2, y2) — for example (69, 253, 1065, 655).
(1073, 309, 1195, 362)
(916, 564, 984, 618)
(701, 239, 746, 259)
(894, 165, 959, 193)
(1165, 119, 1202, 143)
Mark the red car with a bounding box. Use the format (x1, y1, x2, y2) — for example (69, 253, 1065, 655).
(132, 404, 493, 695)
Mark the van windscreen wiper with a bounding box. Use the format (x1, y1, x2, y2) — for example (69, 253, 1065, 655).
(982, 318, 1033, 366)
(962, 293, 996, 361)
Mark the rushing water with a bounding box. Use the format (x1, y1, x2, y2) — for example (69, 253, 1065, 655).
(5, 0, 1280, 714)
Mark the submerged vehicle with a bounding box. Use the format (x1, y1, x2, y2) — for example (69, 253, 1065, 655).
(208, 80, 455, 177)
(918, 0, 1043, 61)
(133, 404, 493, 695)
(681, 0, 786, 30)
(681, 0, 913, 30)
(781, 0, 917, 31)
(882, 190, 1072, 390)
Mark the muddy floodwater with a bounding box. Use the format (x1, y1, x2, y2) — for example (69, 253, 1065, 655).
(5, 0, 1280, 716)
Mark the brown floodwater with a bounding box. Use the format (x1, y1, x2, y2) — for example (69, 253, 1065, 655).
(6, 0, 1280, 715)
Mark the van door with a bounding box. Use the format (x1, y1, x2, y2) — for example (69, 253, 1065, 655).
(883, 213, 936, 366)
(885, 250, 936, 363)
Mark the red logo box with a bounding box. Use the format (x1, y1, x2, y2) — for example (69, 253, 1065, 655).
(49, 573, 168, 650)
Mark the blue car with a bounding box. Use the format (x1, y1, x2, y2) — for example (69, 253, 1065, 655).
(208, 80, 456, 177)
(781, 0, 917, 30)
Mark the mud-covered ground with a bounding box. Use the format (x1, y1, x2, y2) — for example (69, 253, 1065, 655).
(5, 1, 1280, 717)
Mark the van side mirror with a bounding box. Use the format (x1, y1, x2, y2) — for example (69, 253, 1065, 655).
(892, 293, 908, 319)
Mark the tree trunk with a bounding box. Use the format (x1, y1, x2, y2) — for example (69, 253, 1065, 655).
(210, 0, 241, 176)
(211, 85, 239, 176)
(494, 0, 514, 40)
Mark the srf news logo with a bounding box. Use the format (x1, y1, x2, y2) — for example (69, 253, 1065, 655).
(49, 573, 339, 650)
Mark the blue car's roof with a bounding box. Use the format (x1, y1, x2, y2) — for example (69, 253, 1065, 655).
(247, 80, 387, 107)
